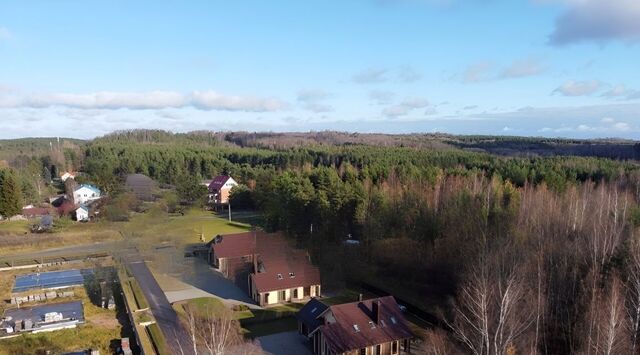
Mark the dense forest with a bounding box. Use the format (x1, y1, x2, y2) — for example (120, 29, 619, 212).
(2, 130, 640, 354)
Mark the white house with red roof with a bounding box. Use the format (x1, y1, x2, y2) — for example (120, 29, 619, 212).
(207, 175, 238, 204)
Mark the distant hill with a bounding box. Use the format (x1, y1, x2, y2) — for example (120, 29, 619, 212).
(0, 137, 86, 170)
(1, 131, 638, 164)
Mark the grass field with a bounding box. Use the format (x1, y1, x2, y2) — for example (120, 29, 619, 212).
(0, 205, 251, 256)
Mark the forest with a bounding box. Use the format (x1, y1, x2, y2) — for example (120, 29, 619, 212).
(1, 130, 640, 354)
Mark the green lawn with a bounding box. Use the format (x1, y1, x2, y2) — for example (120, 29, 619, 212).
(172, 297, 226, 318)
(121, 207, 250, 247)
(0, 205, 251, 256)
(241, 317, 298, 338)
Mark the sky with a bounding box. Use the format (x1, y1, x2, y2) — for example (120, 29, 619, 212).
(1, 0, 639, 139)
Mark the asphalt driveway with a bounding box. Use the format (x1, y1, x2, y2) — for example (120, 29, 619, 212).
(256, 331, 313, 355)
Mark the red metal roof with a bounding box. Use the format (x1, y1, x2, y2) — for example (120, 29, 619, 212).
(211, 231, 321, 293)
(21, 208, 50, 218)
(251, 250, 321, 292)
(319, 296, 413, 353)
(208, 175, 232, 192)
(211, 231, 257, 259)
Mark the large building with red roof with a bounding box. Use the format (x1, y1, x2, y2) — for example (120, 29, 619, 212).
(297, 296, 414, 355)
(210, 231, 322, 306)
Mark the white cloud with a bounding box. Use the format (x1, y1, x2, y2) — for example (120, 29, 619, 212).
(463, 57, 545, 83)
(549, 0, 640, 45)
(463, 62, 493, 83)
(353, 66, 423, 84)
(190, 91, 287, 112)
(297, 89, 330, 103)
(612, 122, 631, 131)
(382, 97, 429, 118)
(601, 84, 640, 100)
(397, 66, 422, 83)
(296, 89, 333, 113)
(368, 90, 395, 105)
(353, 68, 389, 84)
(0, 89, 288, 112)
(499, 57, 546, 79)
(553, 80, 603, 96)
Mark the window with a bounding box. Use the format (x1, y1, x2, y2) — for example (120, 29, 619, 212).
(279, 290, 286, 301)
(369, 321, 376, 329)
(277, 273, 283, 280)
(392, 341, 399, 355)
(289, 272, 295, 278)
(293, 288, 298, 299)
(353, 324, 360, 332)
(359, 348, 366, 355)
(390, 316, 397, 324)
(375, 345, 381, 355)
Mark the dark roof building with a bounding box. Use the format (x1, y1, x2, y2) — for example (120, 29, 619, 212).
(300, 296, 414, 355)
(296, 298, 329, 336)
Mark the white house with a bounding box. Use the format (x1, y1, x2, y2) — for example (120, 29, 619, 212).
(73, 184, 101, 205)
(207, 176, 238, 204)
(75, 205, 89, 221)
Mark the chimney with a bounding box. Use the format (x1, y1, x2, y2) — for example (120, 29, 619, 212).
(358, 293, 363, 302)
(253, 253, 258, 273)
(372, 300, 381, 324)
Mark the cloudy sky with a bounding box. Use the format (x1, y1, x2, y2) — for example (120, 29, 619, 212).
(1, 0, 639, 139)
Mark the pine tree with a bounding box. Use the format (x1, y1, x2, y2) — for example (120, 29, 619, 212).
(0, 169, 23, 217)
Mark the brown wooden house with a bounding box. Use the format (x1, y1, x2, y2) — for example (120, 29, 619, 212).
(297, 296, 414, 355)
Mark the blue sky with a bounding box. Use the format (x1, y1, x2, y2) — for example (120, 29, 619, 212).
(1, 0, 639, 139)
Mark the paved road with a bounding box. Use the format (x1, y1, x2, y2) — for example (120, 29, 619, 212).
(120, 249, 193, 354)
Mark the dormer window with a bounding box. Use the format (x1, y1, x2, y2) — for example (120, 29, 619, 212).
(369, 321, 376, 329)
(353, 324, 360, 332)
(289, 272, 295, 278)
(277, 273, 283, 280)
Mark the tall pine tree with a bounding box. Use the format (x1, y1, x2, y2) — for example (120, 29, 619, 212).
(0, 169, 23, 217)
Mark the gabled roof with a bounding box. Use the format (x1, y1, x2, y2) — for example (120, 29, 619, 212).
(211, 231, 321, 293)
(208, 175, 235, 191)
(251, 234, 321, 293)
(74, 184, 101, 195)
(319, 296, 413, 353)
(21, 207, 50, 218)
(296, 298, 329, 334)
(251, 249, 321, 293)
(211, 232, 257, 259)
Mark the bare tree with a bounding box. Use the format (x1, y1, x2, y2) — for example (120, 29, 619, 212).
(626, 237, 640, 354)
(583, 276, 631, 355)
(178, 305, 263, 355)
(448, 256, 535, 355)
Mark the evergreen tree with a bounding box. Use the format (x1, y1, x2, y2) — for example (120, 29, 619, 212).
(0, 169, 23, 217)
(42, 166, 52, 183)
